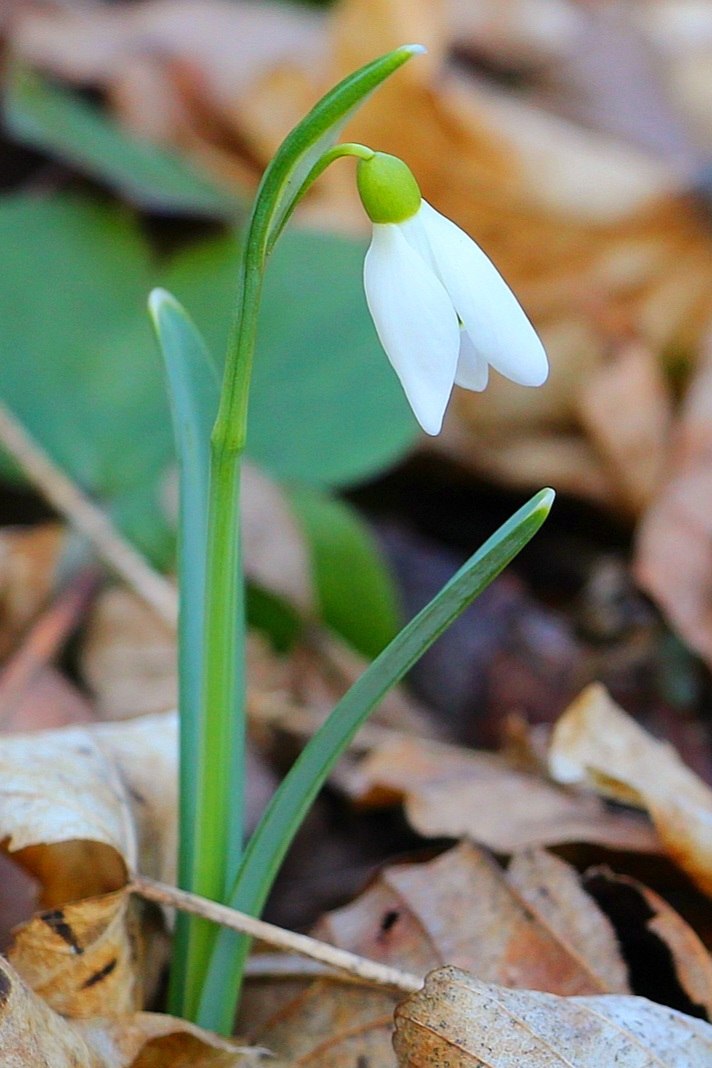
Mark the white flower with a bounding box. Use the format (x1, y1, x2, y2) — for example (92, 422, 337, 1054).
(363, 199, 549, 435)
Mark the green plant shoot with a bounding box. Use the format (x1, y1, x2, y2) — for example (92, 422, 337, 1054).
(151, 42, 553, 1033)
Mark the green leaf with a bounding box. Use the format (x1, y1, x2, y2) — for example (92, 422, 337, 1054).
(0, 193, 417, 546)
(148, 290, 219, 1016)
(252, 44, 424, 258)
(163, 226, 418, 486)
(0, 194, 167, 497)
(4, 63, 242, 218)
(288, 487, 399, 657)
(198, 488, 555, 1032)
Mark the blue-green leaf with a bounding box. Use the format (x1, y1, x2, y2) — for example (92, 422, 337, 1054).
(198, 487, 555, 1032)
(5, 62, 241, 218)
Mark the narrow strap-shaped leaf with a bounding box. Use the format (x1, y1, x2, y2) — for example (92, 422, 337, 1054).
(6, 63, 241, 218)
(198, 487, 554, 1030)
(148, 289, 219, 1015)
(251, 44, 424, 262)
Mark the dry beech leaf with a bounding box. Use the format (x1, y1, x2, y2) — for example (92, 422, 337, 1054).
(549, 684, 712, 897)
(0, 711, 177, 897)
(393, 965, 712, 1067)
(81, 588, 178, 720)
(0, 524, 65, 660)
(0, 713, 177, 1013)
(577, 336, 673, 515)
(245, 841, 640, 1064)
(7, 889, 142, 1017)
(635, 337, 712, 667)
(313, 843, 626, 996)
(0, 955, 263, 1068)
(343, 734, 660, 854)
(505, 849, 629, 995)
(583, 867, 712, 1020)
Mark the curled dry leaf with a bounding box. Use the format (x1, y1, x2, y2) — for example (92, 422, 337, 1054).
(583, 867, 712, 1019)
(343, 733, 660, 854)
(393, 966, 712, 1067)
(0, 712, 176, 1013)
(0, 711, 177, 896)
(549, 684, 712, 897)
(8, 889, 142, 1017)
(0, 955, 264, 1068)
(246, 841, 647, 1065)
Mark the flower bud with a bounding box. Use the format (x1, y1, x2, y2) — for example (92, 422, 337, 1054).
(356, 153, 422, 224)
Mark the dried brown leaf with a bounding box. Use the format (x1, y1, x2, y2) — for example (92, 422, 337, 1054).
(344, 734, 659, 854)
(577, 337, 673, 514)
(393, 965, 712, 1067)
(0, 524, 65, 660)
(0, 711, 177, 898)
(0, 955, 263, 1067)
(583, 867, 712, 1019)
(248, 842, 641, 1065)
(635, 338, 712, 666)
(0, 713, 178, 1014)
(506, 849, 629, 995)
(81, 588, 177, 720)
(549, 684, 712, 897)
(8, 890, 142, 1017)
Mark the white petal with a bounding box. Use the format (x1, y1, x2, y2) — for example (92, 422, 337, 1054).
(416, 201, 549, 388)
(455, 329, 489, 391)
(364, 223, 460, 435)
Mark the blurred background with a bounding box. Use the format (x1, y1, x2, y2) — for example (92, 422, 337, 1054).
(0, 0, 712, 887)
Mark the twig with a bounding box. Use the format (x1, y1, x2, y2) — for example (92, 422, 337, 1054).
(130, 874, 422, 995)
(0, 401, 178, 627)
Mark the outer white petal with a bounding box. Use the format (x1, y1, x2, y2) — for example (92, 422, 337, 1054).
(364, 223, 460, 435)
(455, 329, 489, 391)
(415, 201, 549, 388)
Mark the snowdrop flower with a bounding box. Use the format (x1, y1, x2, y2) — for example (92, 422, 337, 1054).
(356, 152, 548, 435)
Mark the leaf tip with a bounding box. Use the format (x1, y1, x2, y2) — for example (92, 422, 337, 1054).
(535, 487, 556, 517)
(147, 287, 176, 321)
(402, 43, 428, 57)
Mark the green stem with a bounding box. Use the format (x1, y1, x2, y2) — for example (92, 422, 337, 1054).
(180, 444, 245, 1020)
(180, 251, 262, 1023)
(173, 43, 423, 1026)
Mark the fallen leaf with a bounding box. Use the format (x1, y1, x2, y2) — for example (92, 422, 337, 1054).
(393, 965, 712, 1066)
(8, 889, 142, 1017)
(0, 712, 177, 1012)
(506, 849, 629, 995)
(549, 684, 712, 897)
(313, 843, 626, 996)
(81, 587, 178, 720)
(249, 840, 707, 1065)
(0, 711, 178, 898)
(577, 335, 673, 514)
(583, 867, 712, 1020)
(0, 954, 263, 1067)
(0, 524, 65, 660)
(343, 734, 660, 853)
(635, 336, 712, 667)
